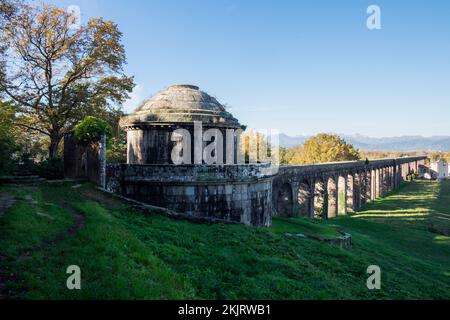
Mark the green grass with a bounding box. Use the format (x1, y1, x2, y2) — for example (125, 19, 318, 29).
(1, 180, 449, 299)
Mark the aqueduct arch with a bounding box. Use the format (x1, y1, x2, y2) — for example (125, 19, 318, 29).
(297, 180, 313, 217)
(272, 157, 426, 220)
(327, 176, 338, 218)
(313, 178, 326, 219)
(276, 183, 294, 217)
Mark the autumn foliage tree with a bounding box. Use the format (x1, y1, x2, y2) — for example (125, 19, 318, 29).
(240, 130, 280, 164)
(0, 2, 134, 158)
(287, 133, 360, 164)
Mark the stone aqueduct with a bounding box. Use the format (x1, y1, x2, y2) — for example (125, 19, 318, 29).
(273, 157, 426, 219)
(65, 85, 428, 227)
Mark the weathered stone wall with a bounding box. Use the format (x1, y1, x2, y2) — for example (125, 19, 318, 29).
(126, 125, 240, 165)
(104, 156, 426, 226)
(106, 163, 275, 226)
(64, 132, 105, 184)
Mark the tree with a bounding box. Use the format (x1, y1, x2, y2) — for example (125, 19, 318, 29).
(74, 116, 112, 144)
(0, 2, 134, 158)
(288, 133, 360, 164)
(0, 0, 18, 29)
(0, 100, 19, 173)
(428, 152, 445, 162)
(240, 130, 273, 163)
(445, 152, 450, 163)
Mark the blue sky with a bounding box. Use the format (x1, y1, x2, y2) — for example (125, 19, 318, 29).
(43, 0, 450, 137)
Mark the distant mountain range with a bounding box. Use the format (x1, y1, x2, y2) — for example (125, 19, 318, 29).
(277, 133, 450, 151)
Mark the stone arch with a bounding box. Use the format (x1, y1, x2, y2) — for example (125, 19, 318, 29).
(338, 175, 347, 215)
(327, 176, 338, 218)
(346, 173, 355, 212)
(313, 177, 326, 219)
(387, 166, 393, 191)
(277, 183, 293, 217)
(353, 172, 362, 209)
(297, 179, 312, 217)
(382, 167, 389, 195)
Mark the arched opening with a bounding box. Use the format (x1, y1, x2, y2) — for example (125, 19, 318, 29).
(364, 170, 372, 203)
(338, 175, 347, 215)
(388, 166, 394, 191)
(327, 176, 338, 218)
(353, 173, 362, 209)
(277, 183, 293, 217)
(298, 180, 312, 217)
(381, 167, 387, 195)
(313, 178, 326, 219)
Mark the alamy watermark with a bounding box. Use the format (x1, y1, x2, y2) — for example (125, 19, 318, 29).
(67, 5, 81, 30)
(170, 121, 280, 174)
(367, 5, 382, 30)
(66, 265, 81, 290)
(366, 265, 381, 290)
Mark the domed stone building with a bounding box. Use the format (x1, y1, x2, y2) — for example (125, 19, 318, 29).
(119, 84, 243, 165)
(105, 84, 275, 226)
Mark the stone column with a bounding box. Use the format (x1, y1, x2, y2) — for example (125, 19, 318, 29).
(346, 174, 355, 212)
(371, 169, 377, 200)
(292, 183, 300, 217)
(322, 181, 329, 219)
(360, 171, 367, 205)
(365, 170, 372, 203)
(384, 167, 389, 193)
(393, 165, 398, 189)
(386, 167, 391, 191)
(390, 166, 394, 190)
(375, 169, 381, 198)
(354, 173, 361, 209)
(309, 182, 315, 218)
(383, 167, 388, 193)
(99, 133, 107, 189)
(379, 168, 384, 196)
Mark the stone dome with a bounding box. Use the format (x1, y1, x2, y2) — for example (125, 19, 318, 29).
(120, 84, 242, 129)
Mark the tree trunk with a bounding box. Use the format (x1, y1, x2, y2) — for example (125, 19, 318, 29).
(49, 134, 62, 159)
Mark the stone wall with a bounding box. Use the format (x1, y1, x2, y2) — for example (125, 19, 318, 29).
(105, 163, 275, 226)
(64, 132, 105, 184)
(125, 125, 241, 165)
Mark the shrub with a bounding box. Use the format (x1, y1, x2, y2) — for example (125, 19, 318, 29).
(0, 136, 19, 175)
(74, 116, 112, 144)
(33, 157, 64, 180)
(106, 136, 127, 163)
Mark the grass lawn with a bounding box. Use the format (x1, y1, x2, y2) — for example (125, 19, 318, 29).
(0, 180, 449, 299)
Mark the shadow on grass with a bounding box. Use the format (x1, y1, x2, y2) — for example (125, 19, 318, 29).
(352, 181, 450, 228)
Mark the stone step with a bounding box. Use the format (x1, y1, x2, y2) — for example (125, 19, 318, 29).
(0, 176, 46, 185)
(10, 175, 41, 180)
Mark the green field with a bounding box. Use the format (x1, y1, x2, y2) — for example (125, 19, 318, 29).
(0, 180, 449, 300)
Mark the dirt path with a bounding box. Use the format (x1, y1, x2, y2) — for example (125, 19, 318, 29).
(0, 193, 16, 299)
(18, 203, 86, 259)
(0, 200, 85, 300)
(0, 193, 16, 218)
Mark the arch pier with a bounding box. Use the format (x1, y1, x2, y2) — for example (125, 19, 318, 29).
(272, 157, 426, 219)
